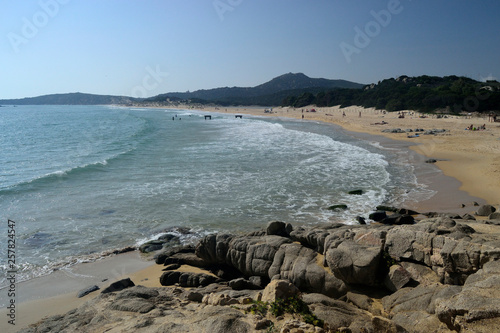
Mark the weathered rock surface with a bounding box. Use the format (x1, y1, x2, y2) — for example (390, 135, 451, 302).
(326, 239, 382, 286)
(159, 270, 219, 287)
(269, 242, 347, 297)
(489, 211, 500, 220)
(21, 217, 500, 333)
(261, 279, 300, 302)
(228, 277, 261, 290)
(384, 264, 412, 292)
(476, 204, 496, 216)
(435, 260, 500, 330)
(154, 244, 196, 264)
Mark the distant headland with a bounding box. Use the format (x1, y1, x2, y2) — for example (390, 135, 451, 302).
(2, 73, 498, 114)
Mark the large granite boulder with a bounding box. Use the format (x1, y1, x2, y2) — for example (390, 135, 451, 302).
(326, 240, 382, 286)
(195, 233, 234, 264)
(195, 234, 292, 277)
(383, 217, 498, 284)
(324, 228, 386, 287)
(266, 220, 293, 237)
(268, 242, 347, 298)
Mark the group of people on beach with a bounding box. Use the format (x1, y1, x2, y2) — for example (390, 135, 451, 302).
(466, 124, 486, 131)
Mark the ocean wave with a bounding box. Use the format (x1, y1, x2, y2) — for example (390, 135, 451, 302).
(367, 141, 399, 151)
(0, 226, 212, 290)
(0, 107, 435, 294)
(0, 152, 129, 195)
(0, 245, 137, 290)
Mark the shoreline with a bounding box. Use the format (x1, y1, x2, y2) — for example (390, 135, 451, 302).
(3, 104, 496, 331)
(335, 128, 486, 214)
(144, 103, 500, 207)
(0, 251, 159, 331)
(169, 104, 493, 212)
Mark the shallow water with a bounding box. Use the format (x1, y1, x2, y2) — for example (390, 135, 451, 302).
(0, 105, 433, 287)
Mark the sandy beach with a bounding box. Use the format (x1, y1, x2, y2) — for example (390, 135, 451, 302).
(3, 104, 498, 332)
(0, 251, 160, 331)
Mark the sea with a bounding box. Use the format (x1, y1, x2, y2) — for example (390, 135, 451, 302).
(0, 105, 434, 289)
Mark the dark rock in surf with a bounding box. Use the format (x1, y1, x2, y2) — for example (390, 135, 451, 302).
(139, 240, 166, 253)
(357, 216, 367, 225)
(369, 211, 387, 222)
(348, 189, 364, 195)
(328, 204, 348, 211)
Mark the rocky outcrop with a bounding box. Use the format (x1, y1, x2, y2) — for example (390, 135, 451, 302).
(385, 217, 500, 284)
(435, 260, 500, 330)
(22, 216, 500, 333)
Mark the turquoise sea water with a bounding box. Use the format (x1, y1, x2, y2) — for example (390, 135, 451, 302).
(0, 105, 432, 288)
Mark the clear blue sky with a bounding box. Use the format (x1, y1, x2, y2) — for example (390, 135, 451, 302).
(1, 0, 499, 99)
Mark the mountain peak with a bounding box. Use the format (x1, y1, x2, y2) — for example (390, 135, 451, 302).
(254, 73, 362, 92)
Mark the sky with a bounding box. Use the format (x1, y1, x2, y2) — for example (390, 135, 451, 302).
(1, 0, 499, 99)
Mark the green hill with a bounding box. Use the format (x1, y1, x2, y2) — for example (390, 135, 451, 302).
(282, 75, 500, 113)
(144, 73, 364, 106)
(0, 92, 135, 105)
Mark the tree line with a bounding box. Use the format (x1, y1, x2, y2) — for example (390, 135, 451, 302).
(281, 75, 500, 113)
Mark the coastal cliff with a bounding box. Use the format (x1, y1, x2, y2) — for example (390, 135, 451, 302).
(19, 207, 500, 333)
